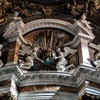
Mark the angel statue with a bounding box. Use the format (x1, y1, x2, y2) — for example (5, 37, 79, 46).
(18, 44, 33, 70)
(74, 13, 92, 33)
(18, 33, 44, 71)
(55, 47, 77, 72)
(80, 13, 92, 31)
(4, 11, 22, 32)
(0, 44, 3, 67)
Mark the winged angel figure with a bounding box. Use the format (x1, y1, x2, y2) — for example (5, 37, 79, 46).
(55, 47, 77, 72)
(18, 33, 44, 71)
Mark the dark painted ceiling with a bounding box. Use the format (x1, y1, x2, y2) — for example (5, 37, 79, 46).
(28, 0, 68, 5)
(28, 0, 87, 5)
(0, 0, 100, 44)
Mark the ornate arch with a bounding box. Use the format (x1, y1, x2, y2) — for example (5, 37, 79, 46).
(22, 19, 76, 36)
(3, 18, 95, 72)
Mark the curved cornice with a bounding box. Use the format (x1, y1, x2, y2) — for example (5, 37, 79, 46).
(23, 19, 76, 36)
(20, 71, 77, 87)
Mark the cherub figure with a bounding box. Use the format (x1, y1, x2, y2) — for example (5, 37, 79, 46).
(12, 11, 22, 22)
(4, 11, 22, 32)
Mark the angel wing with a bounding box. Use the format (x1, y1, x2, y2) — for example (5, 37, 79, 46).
(89, 43, 100, 51)
(18, 33, 33, 57)
(19, 33, 28, 45)
(63, 36, 78, 47)
(63, 47, 77, 57)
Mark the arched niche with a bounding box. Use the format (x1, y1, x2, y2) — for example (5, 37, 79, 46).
(3, 18, 95, 71)
(17, 19, 79, 72)
(22, 19, 81, 49)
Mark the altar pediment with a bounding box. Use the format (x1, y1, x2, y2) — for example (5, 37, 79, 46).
(3, 21, 24, 39)
(73, 20, 95, 41)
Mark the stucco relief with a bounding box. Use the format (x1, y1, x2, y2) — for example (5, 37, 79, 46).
(18, 29, 78, 73)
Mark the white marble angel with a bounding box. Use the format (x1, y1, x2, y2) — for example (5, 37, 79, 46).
(4, 11, 22, 32)
(55, 47, 77, 72)
(18, 33, 44, 70)
(80, 13, 92, 31)
(55, 48, 68, 72)
(74, 13, 92, 32)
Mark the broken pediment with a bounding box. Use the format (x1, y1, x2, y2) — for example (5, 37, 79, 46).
(3, 21, 24, 39)
(73, 18, 95, 41)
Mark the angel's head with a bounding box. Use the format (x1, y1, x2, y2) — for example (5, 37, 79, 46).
(81, 13, 87, 21)
(56, 48, 61, 52)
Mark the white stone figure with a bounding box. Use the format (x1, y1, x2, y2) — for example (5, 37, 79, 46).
(55, 47, 77, 72)
(55, 48, 68, 72)
(19, 55, 33, 70)
(80, 13, 92, 31)
(18, 44, 33, 70)
(4, 11, 22, 32)
(63, 47, 77, 57)
(13, 11, 22, 22)
(51, 49, 57, 59)
(19, 45, 44, 70)
(32, 46, 44, 63)
(18, 33, 44, 70)
(0, 44, 3, 67)
(19, 44, 31, 56)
